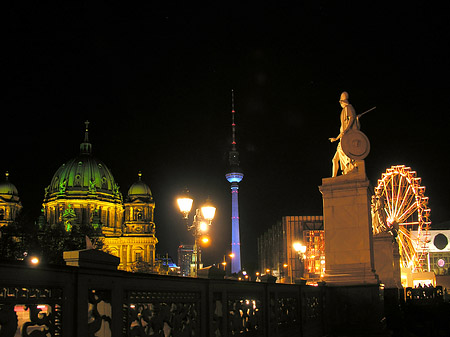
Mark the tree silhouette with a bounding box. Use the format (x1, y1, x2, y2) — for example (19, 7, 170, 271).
(0, 209, 104, 265)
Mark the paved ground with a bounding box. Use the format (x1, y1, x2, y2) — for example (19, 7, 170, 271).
(385, 301, 450, 337)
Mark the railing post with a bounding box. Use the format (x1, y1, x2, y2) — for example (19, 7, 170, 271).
(64, 249, 120, 337)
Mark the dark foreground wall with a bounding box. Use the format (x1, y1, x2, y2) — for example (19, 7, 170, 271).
(324, 284, 385, 335)
(0, 261, 325, 337)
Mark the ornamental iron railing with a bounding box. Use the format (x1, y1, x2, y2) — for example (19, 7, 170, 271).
(0, 261, 324, 337)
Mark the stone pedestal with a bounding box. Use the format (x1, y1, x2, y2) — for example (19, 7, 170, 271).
(373, 232, 402, 288)
(319, 162, 379, 285)
(63, 249, 120, 270)
(197, 265, 226, 279)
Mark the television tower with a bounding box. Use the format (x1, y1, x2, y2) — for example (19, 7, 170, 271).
(225, 90, 244, 274)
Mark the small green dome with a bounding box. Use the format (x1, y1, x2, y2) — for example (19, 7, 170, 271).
(128, 172, 152, 198)
(0, 172, 19, 197)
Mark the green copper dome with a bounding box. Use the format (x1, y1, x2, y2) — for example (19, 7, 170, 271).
(127, 172, 153, 201)
(0, 172, 19, 199)
(44, 121, 122, 203)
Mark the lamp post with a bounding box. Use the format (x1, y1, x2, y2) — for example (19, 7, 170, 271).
(177, 189, 216, 277)
(293, 241, 307, 281)
(221, 253, 235, 276)
(283, 263, 290, 284)
(221, 256, 227, 272)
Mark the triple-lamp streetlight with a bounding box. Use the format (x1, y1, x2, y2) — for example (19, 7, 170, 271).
(177, 190, 216, 277)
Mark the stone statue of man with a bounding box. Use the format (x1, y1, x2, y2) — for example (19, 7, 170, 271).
(329, 92, 360, 177)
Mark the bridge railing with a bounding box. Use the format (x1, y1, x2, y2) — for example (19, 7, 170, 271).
(0, 260, 324, 337)
(405, 286, 444, 305)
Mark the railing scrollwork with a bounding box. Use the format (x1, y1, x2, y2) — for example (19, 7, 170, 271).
(0, 286, 62, 337)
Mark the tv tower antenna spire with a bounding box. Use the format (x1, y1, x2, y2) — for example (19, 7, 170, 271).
(231, 89, 237, 151)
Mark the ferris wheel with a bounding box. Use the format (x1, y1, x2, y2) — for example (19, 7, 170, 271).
(371, 165, 431, 272)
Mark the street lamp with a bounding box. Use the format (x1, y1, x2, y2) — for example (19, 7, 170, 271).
(177, 190, 216, 277)
(221, 253, 235, 275)
(30, 257, 40, 265)
(293, 241, 307, 281)
(293, 242, 307, 255)
(177, 189, 194, 220)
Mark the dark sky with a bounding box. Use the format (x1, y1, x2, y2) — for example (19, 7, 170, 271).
(4, 2, 450, 271)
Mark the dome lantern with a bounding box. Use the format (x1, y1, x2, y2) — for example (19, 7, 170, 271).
(80, 120, 92, 155)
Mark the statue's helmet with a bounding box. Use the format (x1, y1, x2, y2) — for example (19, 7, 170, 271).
(340, 91, 349, 103)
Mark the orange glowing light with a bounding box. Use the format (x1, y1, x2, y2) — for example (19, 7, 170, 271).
(200, 236, 210, 246)
(30, 257, 40, 265)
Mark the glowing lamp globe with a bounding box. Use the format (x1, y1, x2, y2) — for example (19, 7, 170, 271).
(201, 199, 216, 221)
(199, 221, 208, 232)
(200, 235, 210, 246)
(30, 257, 40, 265)
(177, 197, 193, 218)
(293, 242, 307, 254)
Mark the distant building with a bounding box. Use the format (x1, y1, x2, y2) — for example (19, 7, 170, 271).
(155, 254, 180, 275)
(178, 244, 194, 276)
(423, 230, 450, 276)
(257, 216, 324, 283)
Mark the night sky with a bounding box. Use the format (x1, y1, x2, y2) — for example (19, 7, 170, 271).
(4, 2, 450, 271)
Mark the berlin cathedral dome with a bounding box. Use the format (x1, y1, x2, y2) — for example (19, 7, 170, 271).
(44, 128, 122, 205)
(41, 121, 158, 271)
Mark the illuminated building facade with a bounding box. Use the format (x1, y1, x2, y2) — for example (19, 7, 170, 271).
(42, 121, 158, 271)
(257, 215, 324, 282)
(225, 92, 243, 274)
(178, 244, 194, 276)
(422, 230, 450, 276)
(0, 172, 22, 228)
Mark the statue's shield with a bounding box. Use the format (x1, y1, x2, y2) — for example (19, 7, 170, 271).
(342, 130, 370, 160)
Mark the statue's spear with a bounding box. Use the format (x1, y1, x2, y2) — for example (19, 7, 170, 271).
(357, 106, 376, 119)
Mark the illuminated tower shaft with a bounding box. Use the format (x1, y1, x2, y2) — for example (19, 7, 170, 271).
(228, 179, 243, 273)
(226, 90, 243, 274)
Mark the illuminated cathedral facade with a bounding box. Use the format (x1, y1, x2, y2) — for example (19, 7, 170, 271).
(41, 121, 158, 271)
(0, 172, 22, 229)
